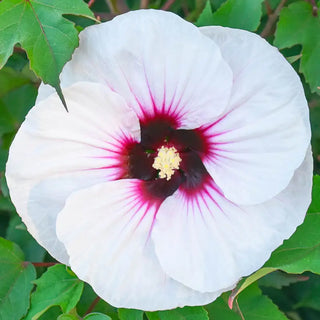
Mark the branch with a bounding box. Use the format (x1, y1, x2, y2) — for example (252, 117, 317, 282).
(260, 0, 287, 39)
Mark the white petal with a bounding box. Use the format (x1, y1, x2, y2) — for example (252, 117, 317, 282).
(199, 26, 310, 205)
(58, 10, 232, 128)
(152, 148, 312, 292)
(56, 179, 225, 310)
(6, 82, 140, 263)
(36, 83, 55, 103)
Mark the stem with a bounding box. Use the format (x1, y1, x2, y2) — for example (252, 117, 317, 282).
(88, 0, 95, 8)
(260, 0, 287, 39)
(185, 0, 206, 22)
(234, 299, 245, 320)
(306, 0, 318, 16)
(104, 0, 129, 15)
(140, 0, 149, 9)
(264, 0, 272, 16)
(161, 0, 176, 11)
(104, 0, 117, 14)
(84, 296, 101, 315)
(94, 12, 115, 21)
(31, 262, 59, 267)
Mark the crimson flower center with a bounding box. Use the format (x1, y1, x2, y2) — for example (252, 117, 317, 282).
(125, 117, 210, 201)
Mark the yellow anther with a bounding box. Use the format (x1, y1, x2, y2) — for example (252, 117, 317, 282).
(152, 146, 181, 181)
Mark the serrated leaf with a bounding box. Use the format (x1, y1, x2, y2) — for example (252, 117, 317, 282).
(206, 284, 288, 320)
(0, 0, 96, 91)
(259, 271, 309, 289)
(0, 237, 36, 320)
(263, 176, 320, 274)
(83, 313, 112, 320)
(146, 306, 209, 320)
(238, 283, 288, 319)
(24, 265, 84, 320)
(197, 0, 264, 31)
(291, 273, 320, 311)
(274, 1, 320, 94)
(118, 309, 144, 320)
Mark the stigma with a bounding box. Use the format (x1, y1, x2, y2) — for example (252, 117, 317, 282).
(152, 146, 182, 181)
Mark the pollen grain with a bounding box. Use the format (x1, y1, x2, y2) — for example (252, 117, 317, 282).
(152, 146, 181, 181)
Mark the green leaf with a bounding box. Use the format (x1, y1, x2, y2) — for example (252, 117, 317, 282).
(286, 54, 302, 64)
(146, 306, 209, 320)
(83, 313, 112, 320)
(206, 283, 288, 320)
(25, 265, 84, 320)
(212, 0, 264, 30)
(196, 1, 213, 27)
(38, 306, 64, 320)
(0, 66, 33, 97)
(205, 293, 240, 320)
(263, 176, 320, 273)
(57, 314, 79, 320)
(118, 309, 144, 320)
(237, 283, 288, 320)
(6, 214, 46, 262)
(218, 176, 320, 311)
(0, 0, 96, 90)
(259, 271, 310, 289)
(274, 1, 320, 94)
(211, 0, 227, 11)
(77, 284, 119, 319)
(0, 195, 15, 212)
(291, 273, 320, 311)
(0, 175, 9, 198)
(228, 267, 276, 309)
(0, 66, 37, 135)
(308, 175, 320, 213)
(0, 237, 36, 320)
(197, 0, 264, 31)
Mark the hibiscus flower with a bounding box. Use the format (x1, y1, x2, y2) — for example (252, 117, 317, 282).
(6, 9, 312, 311)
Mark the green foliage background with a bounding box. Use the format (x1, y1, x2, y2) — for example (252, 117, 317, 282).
(0, 0, 320, 319)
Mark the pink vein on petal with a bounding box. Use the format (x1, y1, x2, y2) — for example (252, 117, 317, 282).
(180, 176, 229, 220)
(85, 131, 137, 180)
(119, 180, 162, 243)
